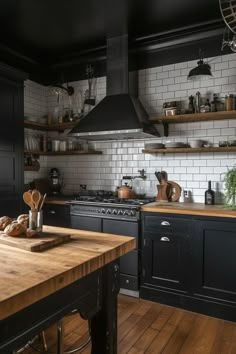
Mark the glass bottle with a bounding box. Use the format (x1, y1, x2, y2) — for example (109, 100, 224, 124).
(211, 94, 220, 112)
(205, 181, 215, 205)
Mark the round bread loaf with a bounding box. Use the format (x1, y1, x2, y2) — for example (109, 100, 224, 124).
(4, 222, 26, 237)
(17, 214, 29, 228)
(0, 216, 13, 230)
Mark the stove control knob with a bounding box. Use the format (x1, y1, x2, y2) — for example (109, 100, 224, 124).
(101, 208, 106, 214)
(118, 210, 123, 215)
(124, 210, 129, 215)
(130, 210, 136, 216)
(112, 209, 118, 215)
(106, 209, 111, 214)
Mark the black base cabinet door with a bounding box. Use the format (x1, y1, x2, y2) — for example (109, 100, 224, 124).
(193, 219, 236, 305)
(141, 213, 193, 294)
(43, 204, 70, 228)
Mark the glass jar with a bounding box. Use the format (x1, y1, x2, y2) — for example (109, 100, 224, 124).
(29, 210, 43, 232)
(224, 94, 235, 111)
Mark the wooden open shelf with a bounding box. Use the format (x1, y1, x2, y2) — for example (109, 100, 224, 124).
(149, 110, 236, 136)
(24, 120, 78, 131)
(149, 110, 236, 124)
(142, 146, 236, 154)
(24, 150, 102, 155)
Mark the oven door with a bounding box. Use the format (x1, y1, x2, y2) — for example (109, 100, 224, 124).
(103, 219, 139, 291)
(71, 215, 102, 232)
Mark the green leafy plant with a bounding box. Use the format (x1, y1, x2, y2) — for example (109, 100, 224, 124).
(224, 167, 236, 209)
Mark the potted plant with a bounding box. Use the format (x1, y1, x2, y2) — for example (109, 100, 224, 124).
(224, 167, 236, 209)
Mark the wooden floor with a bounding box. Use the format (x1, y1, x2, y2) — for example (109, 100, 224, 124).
(23, 294, 236, 354)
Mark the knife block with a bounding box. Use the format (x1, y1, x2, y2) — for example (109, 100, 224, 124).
(156, 182, 171, 202)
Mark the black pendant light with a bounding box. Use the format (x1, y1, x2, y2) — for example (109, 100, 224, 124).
(187, 55, 212, 81)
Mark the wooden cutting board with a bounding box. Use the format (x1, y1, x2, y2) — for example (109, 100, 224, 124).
(0, 231, 71, 252)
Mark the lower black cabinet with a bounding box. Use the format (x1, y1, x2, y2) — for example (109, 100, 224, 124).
(193, 219, 236, 305)
(43, 204, 70, 228)
(143, 230, 191, 293)
(141, 212, 236, 322)
(141, 213, 193, 294)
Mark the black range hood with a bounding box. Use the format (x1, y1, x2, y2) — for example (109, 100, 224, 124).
(69, 35, 160, 140)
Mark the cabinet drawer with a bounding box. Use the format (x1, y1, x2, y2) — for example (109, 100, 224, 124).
(120, 274, 138, 290)
(143, 214, 191, 234)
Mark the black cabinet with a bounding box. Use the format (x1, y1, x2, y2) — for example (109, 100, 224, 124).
(0, 64, 27, 217)
(193, 219, 236, 305)
(43, 204, 70, 228)
(69, 208, 140, 292)
(103, 219, 139, 291)
(141, 212, 236, 322)
(71, 214, 102, 231)
(142, 214, 193, 293)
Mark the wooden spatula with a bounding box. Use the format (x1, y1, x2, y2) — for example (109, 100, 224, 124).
(23, 191, 35, 210)
(32, 189, 42, 210)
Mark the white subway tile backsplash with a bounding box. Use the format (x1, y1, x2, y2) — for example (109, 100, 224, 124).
(24, 54, 236, 202)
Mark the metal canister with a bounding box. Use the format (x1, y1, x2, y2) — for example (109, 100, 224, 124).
(224, 94, 235, 111)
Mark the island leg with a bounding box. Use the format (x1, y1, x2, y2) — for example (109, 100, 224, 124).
(90, 261, 120, 354)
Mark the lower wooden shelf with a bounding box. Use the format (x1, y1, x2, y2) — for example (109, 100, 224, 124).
(24, 150, 102, 155)
(142, 146, 236, 154)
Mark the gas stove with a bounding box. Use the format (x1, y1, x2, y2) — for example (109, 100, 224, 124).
(68, 190, 155, 221)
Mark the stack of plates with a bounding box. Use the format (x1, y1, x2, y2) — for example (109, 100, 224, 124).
(165, 142, 187, 148)
(145, 143, 164, 149)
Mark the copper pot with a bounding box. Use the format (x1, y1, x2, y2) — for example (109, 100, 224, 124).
(118, 183, 134, 199)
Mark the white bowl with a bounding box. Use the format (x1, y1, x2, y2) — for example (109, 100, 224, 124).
(189, 140, 204, 148)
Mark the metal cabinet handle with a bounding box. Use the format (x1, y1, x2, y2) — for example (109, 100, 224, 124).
(161, 221, 170, 226)
(160, 236, 170, 242)
(50, 210, 56, 214)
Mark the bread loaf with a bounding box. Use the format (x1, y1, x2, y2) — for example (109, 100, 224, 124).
(0, 216, 12, 230)
(17, 214, 29, 228)
(4, 222, 26, 237)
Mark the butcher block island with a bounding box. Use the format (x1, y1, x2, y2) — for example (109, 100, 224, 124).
(0, 225, 135, 354)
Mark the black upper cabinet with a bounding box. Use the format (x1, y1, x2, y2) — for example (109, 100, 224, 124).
(0, 64, 27, 217)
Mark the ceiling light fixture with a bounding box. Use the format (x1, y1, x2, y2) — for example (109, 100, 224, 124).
(187, 54, 212, 81)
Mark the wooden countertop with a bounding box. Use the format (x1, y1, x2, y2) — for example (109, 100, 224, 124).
(141, 202, 236, 218)
(0, 225, 135, 320)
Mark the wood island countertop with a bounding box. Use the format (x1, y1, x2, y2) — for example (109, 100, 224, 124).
(141, 202, 236, 219)
(0, 225, 135, 320)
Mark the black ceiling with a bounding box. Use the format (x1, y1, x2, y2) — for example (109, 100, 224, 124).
(0, 0, 227, 84)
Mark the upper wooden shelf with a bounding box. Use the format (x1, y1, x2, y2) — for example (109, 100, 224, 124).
(149, 110, 236, 124)
(24, 120, 78, 131)
(149, 110, 236, 136)
(142, 146, 236, 154)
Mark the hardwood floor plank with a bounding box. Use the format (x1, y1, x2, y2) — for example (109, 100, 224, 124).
(178, 315, 221, 354)
(21, 295, 236, 354)
(119, 303, 162, 352)
(161, 311, 197, 354)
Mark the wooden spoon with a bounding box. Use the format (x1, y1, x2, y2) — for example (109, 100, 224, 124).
(32, 189, 42, 210)
(23, 191, 35, 210)
(39, 193, 47, 210)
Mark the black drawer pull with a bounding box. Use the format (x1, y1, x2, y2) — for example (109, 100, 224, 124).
(161, 221, 170, 226)
(160, 236, 170, 242)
